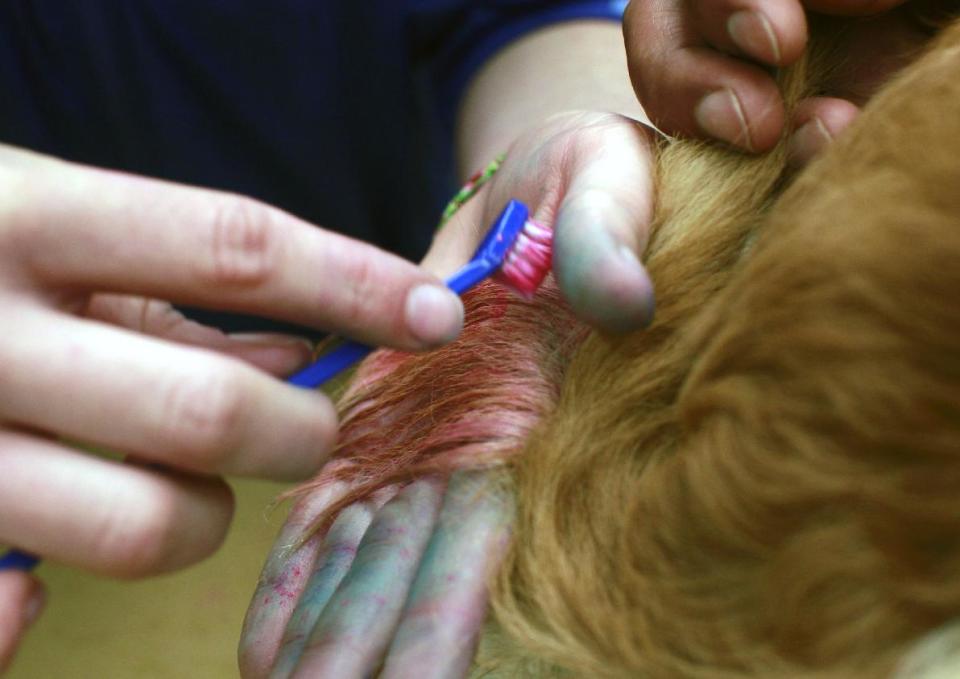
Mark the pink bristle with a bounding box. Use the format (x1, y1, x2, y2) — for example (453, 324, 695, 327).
(494, 219, 553, 299)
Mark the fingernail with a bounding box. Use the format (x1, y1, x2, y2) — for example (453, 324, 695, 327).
(556, 223, 655, 332)
(404, 284, 464, 347)
(24, 588, 45, 626)
(585, 243, 655, 332)
(695, 89, 753, 151)
(727, 10, 781, 64)
(788, 116, 833, 167)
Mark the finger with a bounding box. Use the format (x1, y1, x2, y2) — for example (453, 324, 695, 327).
(689, 0, 807, 67)
(787, 97, 861, 166)
(84, 294, 313, 377)
(0, 146, 463, 350)
(0, 570, 44, 674)
(240, 478, 352, 679)
(0, 304, 335, 480)
(289, 479, 444, 679)
(268, 502, 378, 678)
(425, 113, 658, 331)
(270, 486, 399, 678)
(624, 0, 786, 150)
(550, 118, 658, 331)
(82, 294, 312, 373)
(0, 431, 232, 577)
(420, 196, 487, 280)
(380, 471, 512, 679)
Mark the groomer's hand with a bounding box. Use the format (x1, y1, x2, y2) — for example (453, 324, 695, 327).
(0, 143, 463, 661)
(425, 111, 657, 332)
(624, 0, 942, 161)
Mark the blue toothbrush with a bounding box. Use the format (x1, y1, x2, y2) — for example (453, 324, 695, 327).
(288, 199, 546, 388)
(0, 199, 552, 572)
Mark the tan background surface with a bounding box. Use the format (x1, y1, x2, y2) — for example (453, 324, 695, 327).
(9, 479, 292, 678)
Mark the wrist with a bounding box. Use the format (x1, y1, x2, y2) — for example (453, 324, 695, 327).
(455, 20, 648, 177)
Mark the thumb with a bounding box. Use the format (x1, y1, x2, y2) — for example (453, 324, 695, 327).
(551, 120, 658, 332)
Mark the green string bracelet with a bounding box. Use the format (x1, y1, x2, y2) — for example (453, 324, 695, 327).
(437, 153, 505, 229)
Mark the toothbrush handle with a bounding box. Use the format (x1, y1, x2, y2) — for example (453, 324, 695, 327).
(287, 258, 497, 390)
(0, 549, 39, 572)
(287, 339, 373, 388)
(445, 259, 496, 295)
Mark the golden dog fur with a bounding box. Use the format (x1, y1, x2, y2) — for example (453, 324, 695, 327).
(278, 14, 960, 678)
(482, 15, 960, 678)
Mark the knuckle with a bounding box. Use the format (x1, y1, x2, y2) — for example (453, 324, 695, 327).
(199, 196, 282, 287)
(159, 367, 246, 470)
(0, 167, 44, 256)
(336, 254, 381, 327)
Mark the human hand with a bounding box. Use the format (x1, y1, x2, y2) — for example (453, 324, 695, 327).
(0, 143, 465, 664)
(426, 110, 657, 332)
(238, 110, 651, 677)
(239, 470, 510, 678)
(624, 0, 943, 161)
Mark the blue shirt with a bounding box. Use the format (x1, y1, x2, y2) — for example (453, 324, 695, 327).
(0, 0, 624, 331)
